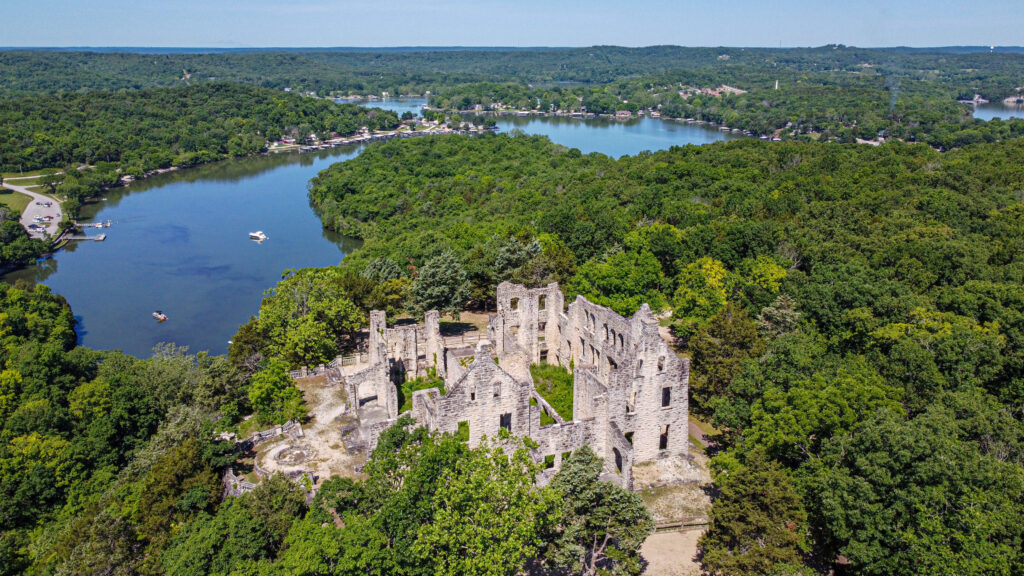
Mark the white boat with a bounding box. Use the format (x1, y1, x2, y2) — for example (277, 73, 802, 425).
(152, 310, 168, 322)
(249, 231, 268, 241)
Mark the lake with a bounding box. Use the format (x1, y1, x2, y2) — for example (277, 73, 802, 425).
(357, 97, 739, 156)
(3, 99, 738, 358)
(972, 103, 1024, 121)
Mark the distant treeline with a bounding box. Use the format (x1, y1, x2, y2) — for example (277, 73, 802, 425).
(3, 45, 1024, 99)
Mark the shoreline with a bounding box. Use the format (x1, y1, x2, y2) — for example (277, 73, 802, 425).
(2, 125, 496, 277)
(426, 105, 761, 138)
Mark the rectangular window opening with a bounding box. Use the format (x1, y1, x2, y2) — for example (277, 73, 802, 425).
(500, 412, 512, 431)
(659, 425, 669, 450)
(662, 387, 671, 408)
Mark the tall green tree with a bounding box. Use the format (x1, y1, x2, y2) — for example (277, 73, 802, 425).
(689, 302, 765, 415)
(699, 452, 809, 576)
(412, 438, 560, 576)
(546, 446, 654, 576)
(247, 361, 305, 424)
(411, 250, 471, 319)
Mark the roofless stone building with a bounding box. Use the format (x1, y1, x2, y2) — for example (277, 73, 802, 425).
(332, 281, 689, 488)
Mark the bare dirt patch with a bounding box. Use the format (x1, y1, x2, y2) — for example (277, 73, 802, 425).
(635, 453, 712, 524)
(253, 375, 366, 484)
(641, 529, 705, 576)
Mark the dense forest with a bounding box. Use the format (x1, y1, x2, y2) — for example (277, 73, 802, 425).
(0, 203, 48, 268)
(0, 83, 400, 174)
(306, 133, 1024, 574)
(0, 83, 399, 220)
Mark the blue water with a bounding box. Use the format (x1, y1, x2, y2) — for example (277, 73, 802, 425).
(4, 98, 739, 358)
(350, 98, 738, 156)
(972, 103, 1024, 121)
(3, 149, 363, 357)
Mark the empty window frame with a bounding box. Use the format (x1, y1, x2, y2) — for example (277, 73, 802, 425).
(499, 412, 512, 430)
(659, 425, 670, 450)
(662, 387, 671, 407)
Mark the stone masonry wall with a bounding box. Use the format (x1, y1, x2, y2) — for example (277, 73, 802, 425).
(351, 282, 689, 489)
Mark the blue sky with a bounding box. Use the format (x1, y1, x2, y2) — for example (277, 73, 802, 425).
(1, 0, 1020, 48)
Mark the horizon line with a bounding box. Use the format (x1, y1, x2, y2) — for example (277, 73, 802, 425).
(2, 44, 1022, 51)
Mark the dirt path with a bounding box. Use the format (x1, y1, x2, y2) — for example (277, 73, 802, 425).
(641, 529, 705, 576)
(2, 181, 61, 238)
(688, 420, 710, 450)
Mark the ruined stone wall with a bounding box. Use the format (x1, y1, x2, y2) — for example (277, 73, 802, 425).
(412, 351, 532, 449)
(385, 324, 419, 380)
(607, 421, 636, 489)
(352, 282, 689, 489)
(424, 310, 445, 378)
(554, 295, 689, 465)
(369, 310, 387, 365)
(493, 282, 564, 365)
(559, 296, 639, 380)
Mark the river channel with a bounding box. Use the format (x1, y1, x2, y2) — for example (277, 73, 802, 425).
(2, 98, 737, 357)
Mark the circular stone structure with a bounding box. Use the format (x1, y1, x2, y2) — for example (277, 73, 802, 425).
(272, 444, 316, 466)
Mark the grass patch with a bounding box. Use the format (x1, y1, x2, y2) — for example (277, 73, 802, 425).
(0, 190, 31, 214)
(398, 367, 445, 412)
(1, 169, 55, 179)
(235, 416, 266, 439)
(530, 362, 573, 421)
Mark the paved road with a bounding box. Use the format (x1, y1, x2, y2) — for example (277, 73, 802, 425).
(2, 181, 61, 239)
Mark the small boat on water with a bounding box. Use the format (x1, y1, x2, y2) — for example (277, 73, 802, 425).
(153, 311, 168, 322)
(249, 231, 268, 242)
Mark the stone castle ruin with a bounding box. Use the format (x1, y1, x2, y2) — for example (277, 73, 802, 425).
(330, 281, 689, 488)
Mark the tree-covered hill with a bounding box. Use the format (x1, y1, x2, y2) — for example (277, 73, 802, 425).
(0, 83, 400, 175)
(307, 133, 1024, 573)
